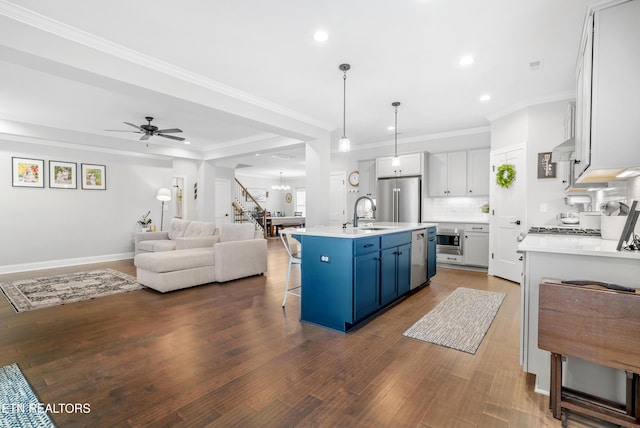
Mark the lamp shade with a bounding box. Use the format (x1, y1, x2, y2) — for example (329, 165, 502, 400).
(156, 188, 172, 202)
(338, 136, 351, 152)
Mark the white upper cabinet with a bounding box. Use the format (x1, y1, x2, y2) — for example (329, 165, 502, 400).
(376, 153, 423, 178)
(428, 151, 467, 196)
(466, 149, 490, 196)
(574, 0, 640, 181)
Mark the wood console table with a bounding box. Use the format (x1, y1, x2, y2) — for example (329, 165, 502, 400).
(538, 279, 640, 427)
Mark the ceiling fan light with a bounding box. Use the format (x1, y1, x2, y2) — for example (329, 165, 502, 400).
(339, 136, 351, 152)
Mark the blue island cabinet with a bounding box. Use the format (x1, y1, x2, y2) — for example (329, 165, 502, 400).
(296, 231, 413, 332)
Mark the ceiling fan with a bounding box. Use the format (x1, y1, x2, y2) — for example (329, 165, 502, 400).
(106, 116, 185, 141)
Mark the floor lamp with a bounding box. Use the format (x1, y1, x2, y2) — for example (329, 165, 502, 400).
(156, 188, 172, 231)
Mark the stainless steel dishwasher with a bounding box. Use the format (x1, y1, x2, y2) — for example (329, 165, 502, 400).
(410, 229, 427, 289)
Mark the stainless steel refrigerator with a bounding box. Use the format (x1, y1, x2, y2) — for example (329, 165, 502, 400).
(376, 176, 421, 222)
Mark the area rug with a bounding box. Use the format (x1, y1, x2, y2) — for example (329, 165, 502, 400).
(0, 363, 56, 427)
(0, 268, 142, 313)
(403, 287, 506, 354)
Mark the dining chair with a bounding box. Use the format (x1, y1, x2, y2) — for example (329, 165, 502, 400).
(280, 232, 301, 307)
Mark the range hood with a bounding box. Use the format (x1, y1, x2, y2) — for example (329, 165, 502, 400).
(551, 137, 575, 162)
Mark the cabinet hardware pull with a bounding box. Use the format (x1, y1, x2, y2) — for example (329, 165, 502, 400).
(364, 244, 374, 248)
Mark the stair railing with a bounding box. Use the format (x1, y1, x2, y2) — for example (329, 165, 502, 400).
(233, 178, 266, 238)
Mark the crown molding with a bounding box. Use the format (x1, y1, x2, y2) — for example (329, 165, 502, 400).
(347, 125, 491, 154)
(0, 131, 199, 161)
(0, 1, 333, 132)
(485, 90, 576, 123)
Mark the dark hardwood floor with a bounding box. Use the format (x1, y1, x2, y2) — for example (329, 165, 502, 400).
(0, 239, 614, 427)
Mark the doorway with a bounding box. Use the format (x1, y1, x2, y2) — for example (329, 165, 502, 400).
(215, 178, 231, 224)
(329, 172, 346, 226)
(488, 144, 526, 283)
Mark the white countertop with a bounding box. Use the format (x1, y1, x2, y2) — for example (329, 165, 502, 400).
(518, 234, 640, 260)
(284, 222, 437, 239)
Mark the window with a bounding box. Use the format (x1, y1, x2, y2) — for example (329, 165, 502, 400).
(295, 188, 306, 217)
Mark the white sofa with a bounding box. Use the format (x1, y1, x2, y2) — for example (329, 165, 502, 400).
(134, 223, 267, 293)
(135, 218, 217, 253)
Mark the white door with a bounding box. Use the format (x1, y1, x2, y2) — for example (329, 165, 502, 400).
(489, 144, 526, 283)
(329, 172, 346, 226)
(215, 179, 231, 224)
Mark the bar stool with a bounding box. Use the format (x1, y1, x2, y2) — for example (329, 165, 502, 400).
(280, 232, 301, 307)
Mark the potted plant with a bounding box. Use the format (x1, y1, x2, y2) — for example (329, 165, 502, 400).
(137, 211, 152, 231)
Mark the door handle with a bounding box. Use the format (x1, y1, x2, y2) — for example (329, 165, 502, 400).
(510, 220, 521, 225)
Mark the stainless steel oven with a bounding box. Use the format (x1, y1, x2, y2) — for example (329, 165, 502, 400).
(436, 228, 462, 255)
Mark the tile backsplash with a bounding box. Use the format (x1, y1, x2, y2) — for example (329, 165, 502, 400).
(425, 196, 490, 221)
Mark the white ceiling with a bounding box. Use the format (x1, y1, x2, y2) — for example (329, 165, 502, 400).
(0, 0, 596, 178)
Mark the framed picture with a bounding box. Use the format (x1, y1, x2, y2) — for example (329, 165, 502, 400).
(49, 160, 77, 189)
(81, 163, 106, 190)
(246, 188, 267, 202)
(537, 152, 556, 179)
(12, 157, 44, 188)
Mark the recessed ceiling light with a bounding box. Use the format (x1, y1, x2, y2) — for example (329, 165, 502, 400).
(184, 140, 191, 145)
(459, 55, 474, 66)
(479, 94, 491, 102)
(313, 30, 328, 42)
(387, 126, 395, 131)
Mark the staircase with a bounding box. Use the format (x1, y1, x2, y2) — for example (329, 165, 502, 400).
(232, 178, 266, 237)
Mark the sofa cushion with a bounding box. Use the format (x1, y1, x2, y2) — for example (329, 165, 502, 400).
(218, 223, 255, 242)
(137, 240, 177, 252)
(135, 247, 214, 273)
(184, 221, 216, 237)
(167, 218, 190, 240)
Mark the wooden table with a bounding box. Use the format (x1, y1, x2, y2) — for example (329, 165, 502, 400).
(267, 216, 305, 236)
(538, 279, 640, 427)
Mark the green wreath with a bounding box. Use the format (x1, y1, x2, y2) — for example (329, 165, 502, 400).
(496, 164, 516, 188)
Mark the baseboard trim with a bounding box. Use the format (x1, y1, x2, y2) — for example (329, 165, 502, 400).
(0, 253, 134, 274)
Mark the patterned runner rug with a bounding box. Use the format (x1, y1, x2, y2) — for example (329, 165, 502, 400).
(403, 287, 506, 354)
(0, 363, 56, 427)
(0, 268, 142, 313)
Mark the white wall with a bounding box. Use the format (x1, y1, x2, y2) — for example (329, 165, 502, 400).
(526, 101, 580, 226)
(491, 100, 577, 227)
(1, 139, 174, 272)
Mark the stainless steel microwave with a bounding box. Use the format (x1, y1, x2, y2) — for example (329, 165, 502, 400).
(436, 228, 462, 255)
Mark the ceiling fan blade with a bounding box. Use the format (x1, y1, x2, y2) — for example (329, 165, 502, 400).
(140, 134, 151, 141)
(105, 129, 141, 133)
(156, 128, 182, 133)
(158, 133, 186, 141)
(124, 122, 143, 130)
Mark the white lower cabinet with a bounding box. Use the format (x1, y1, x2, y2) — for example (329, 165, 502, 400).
(463, 224, 489, 268)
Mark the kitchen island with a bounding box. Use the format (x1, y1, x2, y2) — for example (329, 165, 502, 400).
(518, 234, 640, 403)
(288, 222, 437, 332)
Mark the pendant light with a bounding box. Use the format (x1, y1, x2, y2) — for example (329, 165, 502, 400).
(338, 63, 351, 152)
(272, 172, 291, 191)
(391, 101, 401, 167)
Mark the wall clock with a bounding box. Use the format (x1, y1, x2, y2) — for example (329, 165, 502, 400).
(285, 192, 292, 203)
(348, 170, 360, 187)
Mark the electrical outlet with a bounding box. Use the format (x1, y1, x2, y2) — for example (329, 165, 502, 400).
(540, 203, 548, 213)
